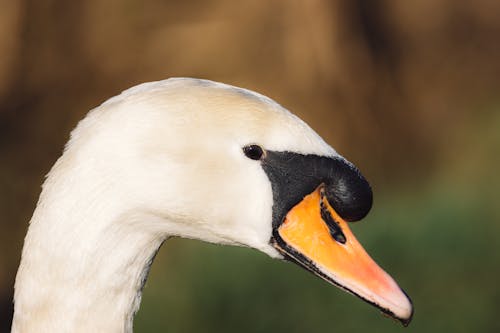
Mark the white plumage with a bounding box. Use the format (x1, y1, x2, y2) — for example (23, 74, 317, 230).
(12, 78, 412, 332)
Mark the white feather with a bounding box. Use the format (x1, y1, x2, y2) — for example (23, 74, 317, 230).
(12, 78, 339, 332)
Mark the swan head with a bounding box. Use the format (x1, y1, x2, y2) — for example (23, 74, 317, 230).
(64, 78, 412, 325)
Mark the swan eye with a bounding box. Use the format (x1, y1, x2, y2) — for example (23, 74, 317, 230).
(243, 145, 264, 160)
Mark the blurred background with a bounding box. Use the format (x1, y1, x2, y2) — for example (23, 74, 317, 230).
(1, 0, 499, 332)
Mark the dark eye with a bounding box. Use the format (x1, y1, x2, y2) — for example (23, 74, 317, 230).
(243, 145, 264, 160)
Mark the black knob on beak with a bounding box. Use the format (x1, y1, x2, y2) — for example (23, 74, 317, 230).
(325, 160, 373, 222)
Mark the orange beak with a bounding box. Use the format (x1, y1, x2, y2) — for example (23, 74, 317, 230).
(272, 185, 413, 325)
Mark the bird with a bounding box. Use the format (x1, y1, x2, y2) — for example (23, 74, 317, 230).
(11, 78, 413, 332)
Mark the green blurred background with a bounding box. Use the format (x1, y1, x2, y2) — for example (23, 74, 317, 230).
(1, 1, 499, 332)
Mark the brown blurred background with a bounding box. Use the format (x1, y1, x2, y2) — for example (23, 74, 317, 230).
(1, 1, 499, 332)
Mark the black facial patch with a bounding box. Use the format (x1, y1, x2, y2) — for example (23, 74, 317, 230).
(261, 151, 372, 229)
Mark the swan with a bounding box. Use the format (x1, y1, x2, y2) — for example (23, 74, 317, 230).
(11, 78, 413, 332)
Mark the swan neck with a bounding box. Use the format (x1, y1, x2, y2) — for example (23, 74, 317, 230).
(12, 166, 165, 333)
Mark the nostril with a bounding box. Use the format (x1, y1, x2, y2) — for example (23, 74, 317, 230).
(325, 161, 373, 222)
(320, 189, 347, 244)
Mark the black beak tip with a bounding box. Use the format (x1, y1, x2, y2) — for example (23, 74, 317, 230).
(400, 290, 414, 327)
(380, 289, 414, 327)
